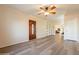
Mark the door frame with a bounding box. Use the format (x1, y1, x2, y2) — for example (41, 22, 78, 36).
(29, 20, 36, 40)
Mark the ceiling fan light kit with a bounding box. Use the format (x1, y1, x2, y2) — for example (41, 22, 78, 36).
(38, 4, 56, 16)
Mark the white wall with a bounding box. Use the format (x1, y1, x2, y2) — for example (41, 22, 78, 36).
(0, 5, 55, 48)
(0, 5, 29, 48)
(64, 14, 78, 41)
(78, 16, 79, 41)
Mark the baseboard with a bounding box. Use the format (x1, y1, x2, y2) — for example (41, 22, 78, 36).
(0, 35, 54, 53)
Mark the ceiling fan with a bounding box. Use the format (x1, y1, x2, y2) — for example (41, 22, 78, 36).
(38, 4, 56, 16)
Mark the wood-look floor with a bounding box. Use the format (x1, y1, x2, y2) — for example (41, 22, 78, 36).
(0, 34, 79, 55)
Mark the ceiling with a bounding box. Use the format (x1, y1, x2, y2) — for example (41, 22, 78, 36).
(6, 4, 79, 24)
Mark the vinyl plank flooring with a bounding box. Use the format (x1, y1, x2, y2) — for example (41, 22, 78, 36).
(0, 34, 79, 55)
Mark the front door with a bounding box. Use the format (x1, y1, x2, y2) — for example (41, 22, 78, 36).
(29, 20, 36, 40)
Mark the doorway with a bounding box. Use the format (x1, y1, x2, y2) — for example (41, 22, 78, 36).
(29, 20, 36, 40)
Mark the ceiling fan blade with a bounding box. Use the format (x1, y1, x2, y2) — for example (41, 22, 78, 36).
(51, 6, 56, 10)
(51, 12, 56, 14)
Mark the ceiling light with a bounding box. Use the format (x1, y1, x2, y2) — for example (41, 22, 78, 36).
(38, 4, 56, 16)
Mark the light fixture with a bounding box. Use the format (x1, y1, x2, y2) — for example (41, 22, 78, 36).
(38, 4, 56, 16)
